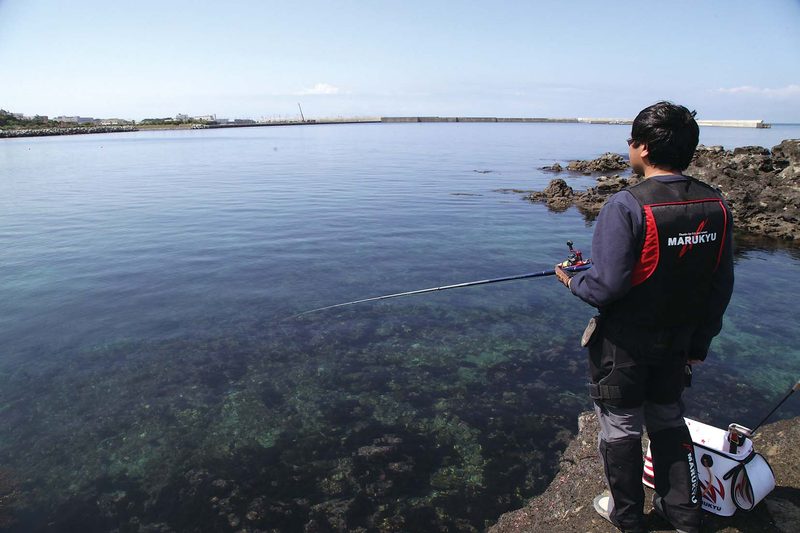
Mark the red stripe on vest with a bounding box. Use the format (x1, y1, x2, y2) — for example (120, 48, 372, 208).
(632, 205, 659, 286)
(715, 200, 728, 272)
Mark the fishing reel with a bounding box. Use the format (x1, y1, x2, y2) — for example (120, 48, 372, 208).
(559, 241, 590, 268)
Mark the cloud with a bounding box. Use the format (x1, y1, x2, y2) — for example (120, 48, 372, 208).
(714, 84, 800, 97)
(297, 83, 341, 95)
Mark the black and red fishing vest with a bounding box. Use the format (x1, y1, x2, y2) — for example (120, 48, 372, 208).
(603, 176, 729, 339)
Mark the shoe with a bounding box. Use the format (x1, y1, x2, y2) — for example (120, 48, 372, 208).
(651, 496, 690, 533)
(593, 493, 612, 522)
(593, 493, 648, 533)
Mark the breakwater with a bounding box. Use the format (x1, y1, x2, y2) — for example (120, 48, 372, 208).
(0, 126, 138, 138)
(381, 117, 771, 128)
(206, 118, 381, 129)
(1, 118, 771, 139)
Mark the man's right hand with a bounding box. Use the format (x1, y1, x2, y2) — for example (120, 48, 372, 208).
(555, 265, 572, 289)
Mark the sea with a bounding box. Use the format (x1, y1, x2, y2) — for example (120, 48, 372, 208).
(1, 122, 799, 531)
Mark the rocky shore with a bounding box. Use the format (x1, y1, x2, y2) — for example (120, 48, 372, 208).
(529, 139, 800, 241)
(490, 411, 800, 533)
(0, 126, 138, 138)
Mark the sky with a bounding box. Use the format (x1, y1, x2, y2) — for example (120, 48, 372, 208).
(0, 0, 798, 121)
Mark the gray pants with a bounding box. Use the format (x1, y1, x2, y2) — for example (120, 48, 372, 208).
(595, 400, 701, 532)
(595, 400, 686, 442)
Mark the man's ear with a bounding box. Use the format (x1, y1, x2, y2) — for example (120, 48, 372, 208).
(640, 143, 650, 162)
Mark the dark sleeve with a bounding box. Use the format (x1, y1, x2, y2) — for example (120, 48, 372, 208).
(569, 191, 641, 308)
(689, 199, 735, 360)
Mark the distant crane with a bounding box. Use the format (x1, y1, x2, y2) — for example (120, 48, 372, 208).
(297, 103, 305, 122)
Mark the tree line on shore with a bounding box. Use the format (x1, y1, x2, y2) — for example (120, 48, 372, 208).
(0, 109, 213, 130)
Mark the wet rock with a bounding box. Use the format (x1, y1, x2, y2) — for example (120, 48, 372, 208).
(527, 179, 574, 212)
(687, 140, 800, 240)
(567, 153, 629, 174)
(772, 139, 800, 183)
(541, 162, 563, 172)
(524, 140, 800, 242)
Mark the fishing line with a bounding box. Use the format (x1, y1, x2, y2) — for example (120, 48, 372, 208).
(287, 262, 592, 319)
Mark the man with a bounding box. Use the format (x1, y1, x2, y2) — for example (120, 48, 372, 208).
(555, 101, 734, 533)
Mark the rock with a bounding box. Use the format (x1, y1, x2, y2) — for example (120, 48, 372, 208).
(526, 179, 575, 212)
(489, 412, 800, 533)
(567, 153, 629, 174)
(356, 445, 394, 459)
(0, 126, 138, 138)
(0, 468, 19, 528)
(687, 141, 800, 241)
(541, 162, 563, 172)
(772, 140, 800, 181)
(524, 140, 800, 242)
(765, 498, 800, 533)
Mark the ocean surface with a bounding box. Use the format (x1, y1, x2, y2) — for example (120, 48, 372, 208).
(1, 123, 799, 531)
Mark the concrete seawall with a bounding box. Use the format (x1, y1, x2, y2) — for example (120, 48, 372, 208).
(1, 117, 772, 139)
(381, 117, 771, 128)
(207, 118, 381, 129)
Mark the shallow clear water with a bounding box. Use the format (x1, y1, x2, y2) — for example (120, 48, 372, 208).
(1, 123, 799, 531)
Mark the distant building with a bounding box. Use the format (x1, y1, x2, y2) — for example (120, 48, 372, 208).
(192, 114, 216, 122)
(99, 118, 133, 126)
(232, 119, 256, 125)
(54, 116, 96, 124)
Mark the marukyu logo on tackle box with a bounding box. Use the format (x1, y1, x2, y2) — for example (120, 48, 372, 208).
(700, 473, 727, 513)
(643, 418, 776, 517)
(699, 466, 756, 514)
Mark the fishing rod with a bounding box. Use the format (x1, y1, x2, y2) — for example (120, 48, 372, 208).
(288, 241, 591, 319)
(722, 377, 799, 454)
(750, 378, 800, 435)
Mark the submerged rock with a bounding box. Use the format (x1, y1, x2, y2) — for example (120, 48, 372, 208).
(489, 412, 800, 533)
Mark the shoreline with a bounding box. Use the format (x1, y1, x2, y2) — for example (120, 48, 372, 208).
(382, 117, 771, 128)
(522, 140, 800, 243)
(0, 125, 138, 138)
(0, 116, 774, 139)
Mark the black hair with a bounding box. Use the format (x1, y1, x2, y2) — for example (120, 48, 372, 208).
(630, 101, 699, 171)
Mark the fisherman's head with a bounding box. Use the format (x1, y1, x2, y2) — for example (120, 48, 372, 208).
(628, 101, 699, 174)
